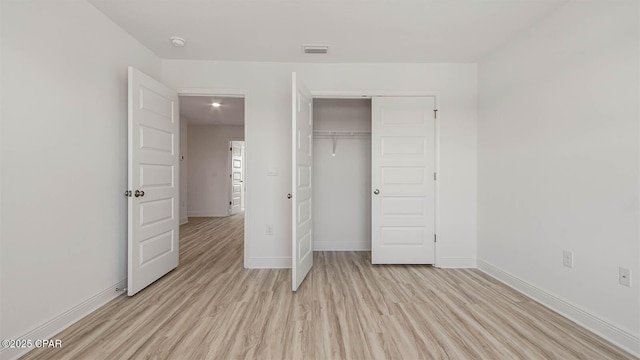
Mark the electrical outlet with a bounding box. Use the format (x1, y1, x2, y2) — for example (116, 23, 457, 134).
(266, 225, 273, 236)
(619, 267, 631, 287)
(562, 250, 574, 268)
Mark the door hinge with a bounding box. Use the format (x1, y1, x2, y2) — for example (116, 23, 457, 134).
(230, 147, 232, 151)
(434, 172, 437, 181)
(434, 109, 438, 119)
(229, 201, 232, 205)
(434, 234, 437, 243)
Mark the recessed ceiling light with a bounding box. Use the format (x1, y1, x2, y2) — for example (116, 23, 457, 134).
(170, 36, 186, 48)
(211, 102, 221, 108)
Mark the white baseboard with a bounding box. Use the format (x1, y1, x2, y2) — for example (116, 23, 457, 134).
(436, 257, 476, 268)
(314, 241, 370, 251)
(179, 217, 189, 225)
(187, 211, 226, 217)
(245, 257, 291, 269)
(0, 279, 126, 360)
(477, 260, 640, 357)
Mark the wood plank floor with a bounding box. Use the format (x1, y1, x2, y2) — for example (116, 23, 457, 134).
(22, 215, 635, 359)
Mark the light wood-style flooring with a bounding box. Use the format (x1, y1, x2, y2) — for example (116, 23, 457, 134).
(22, 215, 635, 359)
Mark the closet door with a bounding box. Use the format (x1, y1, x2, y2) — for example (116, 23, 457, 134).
(371, 97, 436, 264)
(291, 72, 313, 291)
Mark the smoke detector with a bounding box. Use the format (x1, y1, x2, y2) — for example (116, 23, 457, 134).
(170, 36, 186, 48)
(303, 45, 329, 54)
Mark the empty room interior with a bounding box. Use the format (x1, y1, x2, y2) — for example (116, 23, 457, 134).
(1, 0, 639, 359)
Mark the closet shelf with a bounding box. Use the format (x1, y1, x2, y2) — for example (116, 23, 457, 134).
(313, 130, 371, 139)
(313, 130, 370, 156)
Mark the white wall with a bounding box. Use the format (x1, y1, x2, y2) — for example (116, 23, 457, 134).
(162, 61, 477, 268)
(478, 1, 639, 354)
(0, 0, 160, 358)
(187, 125, 244, 217)
(180, 117, 189, 224)
(313, 99, 371, 251)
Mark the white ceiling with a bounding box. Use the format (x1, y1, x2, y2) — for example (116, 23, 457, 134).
(88, 0, 566, 63)
(179, 96, 245, 126)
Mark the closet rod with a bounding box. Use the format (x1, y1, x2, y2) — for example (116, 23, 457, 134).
(313, 130, 370, 157)
(312, 130, 371, 138)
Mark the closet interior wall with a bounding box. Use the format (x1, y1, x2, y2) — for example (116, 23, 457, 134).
(312, 99, 372, 251)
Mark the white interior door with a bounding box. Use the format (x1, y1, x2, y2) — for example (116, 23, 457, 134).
(291, 72, 313, 291)
(371, 97, 436, 264)
(127, 67, 180, 296)
(241, 145, 245, 211)
(230, 141, 243, 215)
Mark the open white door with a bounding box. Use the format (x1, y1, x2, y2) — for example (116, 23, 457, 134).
(291, 72, 313, 291)
(127, 67, 180, 296)
(371, 97, 436, 264)
(230, 141, 243, 215)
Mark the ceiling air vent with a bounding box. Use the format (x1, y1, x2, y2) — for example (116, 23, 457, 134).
(303, 45, 329, 54)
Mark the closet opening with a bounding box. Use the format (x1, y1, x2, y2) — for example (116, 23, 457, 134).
(292, 75, 438, 289)
(312, 98, 372, 252)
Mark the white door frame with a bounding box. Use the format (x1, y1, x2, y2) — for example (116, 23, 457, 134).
(309, 90, 441, 267)
(176, 88, 249, 267)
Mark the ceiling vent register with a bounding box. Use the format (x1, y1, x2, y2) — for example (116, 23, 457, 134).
(303, 45, 329, 54)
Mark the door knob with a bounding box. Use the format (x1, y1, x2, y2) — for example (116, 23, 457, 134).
(287, 193, 292, 199)
(134, 190, 145, 197)
(373, 189, 380, 195)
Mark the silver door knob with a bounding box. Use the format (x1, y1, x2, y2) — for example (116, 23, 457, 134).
(134, 190, 145, 197)
(373, 189, 380, 195)
(287, 193, 292, 199)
